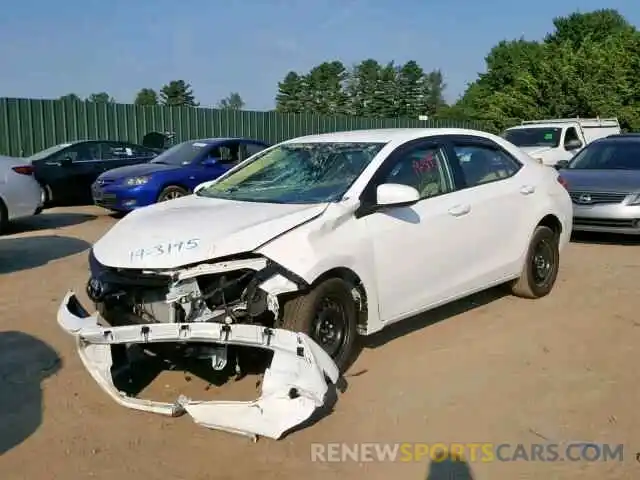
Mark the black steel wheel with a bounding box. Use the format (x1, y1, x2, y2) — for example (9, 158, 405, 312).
(280, 277, 358, 373)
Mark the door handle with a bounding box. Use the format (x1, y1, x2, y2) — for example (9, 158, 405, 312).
(520, 185, 536, 195)
(448, 204, 471, 217)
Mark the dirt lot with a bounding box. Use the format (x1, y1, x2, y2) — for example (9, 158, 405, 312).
(1, 206, 639, 480)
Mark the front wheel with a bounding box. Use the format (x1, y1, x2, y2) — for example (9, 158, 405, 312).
(157, 185, 188, 203)
(279, 278, 358, 373)
(510, 225, 560, 299)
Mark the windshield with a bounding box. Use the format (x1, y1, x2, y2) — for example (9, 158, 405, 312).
(197, 142, 386, 204)
(150, 140, 209, 165)
(568, 142, 640, 170)
(27, 143, 72, 161)
(504, 128, 561, 148)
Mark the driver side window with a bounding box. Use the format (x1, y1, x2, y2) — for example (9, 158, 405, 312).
(380, 144, 453, 199)
(212, 142, 240, 165)
(564, 127, 581, 150)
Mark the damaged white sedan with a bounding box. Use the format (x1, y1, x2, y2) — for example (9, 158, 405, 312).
(58, 128, 573, 438)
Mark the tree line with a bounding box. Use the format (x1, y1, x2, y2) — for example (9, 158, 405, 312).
(56, 9, 640, 132)
(274, 9, 640, 131)
(59, 82, 245, 110)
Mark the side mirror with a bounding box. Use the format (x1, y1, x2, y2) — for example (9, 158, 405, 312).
(202, 157, 220, 167)
(376, 183, 420, 207)
(564, 139, 582, 151)
(554, 160, 570, 170)
(59, 156, 73, 167)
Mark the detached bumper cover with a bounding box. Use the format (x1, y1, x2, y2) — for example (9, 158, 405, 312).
(57, 291, 339, 440)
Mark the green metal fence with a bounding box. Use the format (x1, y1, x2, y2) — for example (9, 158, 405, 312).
(0, 97, 489, 157)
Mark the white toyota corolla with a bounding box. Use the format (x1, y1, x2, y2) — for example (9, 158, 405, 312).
(57, 128, 572, 438)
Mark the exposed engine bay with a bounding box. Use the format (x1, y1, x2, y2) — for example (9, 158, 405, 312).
(86, 251, 304, 373)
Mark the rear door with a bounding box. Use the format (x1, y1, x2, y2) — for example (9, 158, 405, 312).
(442, 135, 534, 288)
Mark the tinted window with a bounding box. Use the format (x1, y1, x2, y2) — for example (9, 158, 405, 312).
(380, 145, 452, 199)
(27, 143, 73, 161)
(563, 127, 582, 149)
(50, 143, 99, 162)
(504, 128, 561, 148)
(568, 142, 640, 170)
(100, 142, 131, 161)
(245, 142, 266, 157)
(150, 141, 209, 166)
(452, 144, 521, 187)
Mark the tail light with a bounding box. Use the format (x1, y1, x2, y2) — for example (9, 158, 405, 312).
(12, 165, 34, 175)
(557, 175, 569, 189)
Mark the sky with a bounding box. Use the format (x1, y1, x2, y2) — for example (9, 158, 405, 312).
(1, 0, 639, 111)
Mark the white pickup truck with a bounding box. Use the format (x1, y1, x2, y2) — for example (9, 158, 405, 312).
(502, 117, 621, 166)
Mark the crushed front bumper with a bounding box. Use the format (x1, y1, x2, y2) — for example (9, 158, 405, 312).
(57, 291, 339, 440)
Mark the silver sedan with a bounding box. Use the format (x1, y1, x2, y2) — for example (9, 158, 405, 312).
(557, 135, 640, 235)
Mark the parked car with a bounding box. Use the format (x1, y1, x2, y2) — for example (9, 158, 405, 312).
(502, 117, 620, 167)
(26, 140, 159, 207)
(0, 156, 43, 233)
(90, 137, 270, 213)
(556, 133, 640, 235)
(59, 127, 573, 381)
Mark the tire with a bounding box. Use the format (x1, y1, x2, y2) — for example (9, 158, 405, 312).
(511, 225, 560, 299)
(39, 183, 52, 206)
(279, 278, 358, 373)
(0, 199, 8, 234)
(157, 185, 189, 203)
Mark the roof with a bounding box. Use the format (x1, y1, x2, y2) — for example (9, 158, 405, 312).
(282, 128, 496, 144)
(506, 124, 565, 130)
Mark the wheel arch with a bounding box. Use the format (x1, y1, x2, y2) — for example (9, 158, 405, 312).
(156, 181, 191, 200)
(537, 213, 563, 237)
(308, 266, 369, 334)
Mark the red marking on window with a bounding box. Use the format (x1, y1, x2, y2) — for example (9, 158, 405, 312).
(412, 153, 437, 174)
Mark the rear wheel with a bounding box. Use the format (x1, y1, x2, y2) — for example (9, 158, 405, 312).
(157, 185, 188, 203)
(279, 278, 358, 373)
(511, 225, 560, 299)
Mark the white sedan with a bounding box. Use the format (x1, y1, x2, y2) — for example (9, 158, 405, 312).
(56, 128, 572, 436)
(59, 127, 572, 367)
(0, 155, 43, 233)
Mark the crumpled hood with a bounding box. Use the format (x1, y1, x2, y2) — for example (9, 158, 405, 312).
(99, 162, 178, 181)
(92, 194, 329, 269)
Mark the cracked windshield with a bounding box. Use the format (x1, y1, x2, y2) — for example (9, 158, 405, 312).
(198, 142, 386, 203)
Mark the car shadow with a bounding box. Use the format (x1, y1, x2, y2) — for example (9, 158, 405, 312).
(0, 235, 91, 274)
(0, 331, 62, 455)
(6, 212, 96, 233)
(363, 286, 509, 351)
(570, 231, 640, 246)
(425, 452, 475, 479)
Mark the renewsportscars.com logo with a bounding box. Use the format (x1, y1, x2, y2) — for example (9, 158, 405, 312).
(310, 442, 625, 463)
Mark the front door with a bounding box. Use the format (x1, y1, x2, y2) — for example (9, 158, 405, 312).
(361, 139, 473, 323)
(186, 141, 243, 190)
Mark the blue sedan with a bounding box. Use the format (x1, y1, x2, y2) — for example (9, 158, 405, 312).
(91, 137, 270, 213)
